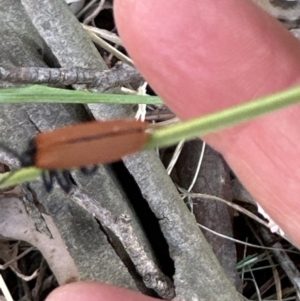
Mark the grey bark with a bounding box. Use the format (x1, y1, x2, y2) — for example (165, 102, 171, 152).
(175, 140, 240, 289)
(0, 0, 140, 292)
(124, 151, 241, 301)
(0, 63, 142, 91)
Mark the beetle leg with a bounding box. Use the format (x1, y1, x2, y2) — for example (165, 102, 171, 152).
(42, 170, 56, 192)
(80, 165, 98, 175)
(55, 170, 73, 193)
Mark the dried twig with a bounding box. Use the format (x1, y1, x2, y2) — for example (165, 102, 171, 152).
(179, 191, 269, 229)
(32, 258, 47, 301)
(0, 274, 13, 301)
(0, 63, 142, 91)
(82, 25, 122, 45)
(0, 246, 35, 270)
(260, 227, 300, 299)
(76, 0, 98, 19)
(83, 0, 106, 25)
(69, 187, 175, 300)
(86, 31, 134, 66)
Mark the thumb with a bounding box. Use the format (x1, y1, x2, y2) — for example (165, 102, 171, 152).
(115, 0, 300, 246)
(45, 282, 158, 301)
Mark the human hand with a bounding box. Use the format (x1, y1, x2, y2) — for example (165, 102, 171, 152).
(115, 0, 300, 248)
(45, 282, 159, 301)
(47, 1, 300, 300)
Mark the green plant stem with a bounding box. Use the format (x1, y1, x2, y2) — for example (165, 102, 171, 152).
(0, 167, 42, 189)
(145, 84, 300, 149)
(2, 84, 300, 190)
(0, 85, 162, 104)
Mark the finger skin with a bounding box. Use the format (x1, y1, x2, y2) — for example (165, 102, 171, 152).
(115, 0, 300, 246)
(46, 282, 159, 301)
